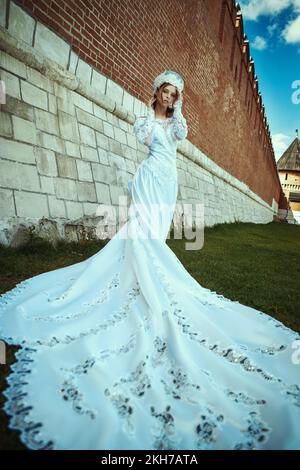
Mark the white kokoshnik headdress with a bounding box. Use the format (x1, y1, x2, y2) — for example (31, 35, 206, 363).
(152, 70, 184, 96)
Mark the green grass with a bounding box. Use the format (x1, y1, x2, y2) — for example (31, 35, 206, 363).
(0, 220, 299, 449)
(167, 221, 300, 332)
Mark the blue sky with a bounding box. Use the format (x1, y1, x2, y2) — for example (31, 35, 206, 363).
(238, 0, 300, 160)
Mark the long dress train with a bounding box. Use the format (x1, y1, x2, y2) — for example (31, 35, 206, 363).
(0, 102, 300, 450)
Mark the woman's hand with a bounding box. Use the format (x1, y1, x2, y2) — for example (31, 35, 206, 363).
(172, 91, 183, 109)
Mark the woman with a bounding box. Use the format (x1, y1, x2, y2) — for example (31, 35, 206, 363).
(0, 70, 300, 450)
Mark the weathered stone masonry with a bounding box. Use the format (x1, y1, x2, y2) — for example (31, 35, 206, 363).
(0, 0, 283, 246)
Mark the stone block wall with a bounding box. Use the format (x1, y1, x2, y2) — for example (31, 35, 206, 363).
(0, 1, 278, 246)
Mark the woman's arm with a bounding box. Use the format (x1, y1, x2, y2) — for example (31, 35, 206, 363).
(133, 105, 156, 146)
(170, 98, 188, 141)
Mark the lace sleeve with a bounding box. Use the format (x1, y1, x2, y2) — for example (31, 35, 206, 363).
(133, 106, 156, 146)
(170, 99, 188, 141)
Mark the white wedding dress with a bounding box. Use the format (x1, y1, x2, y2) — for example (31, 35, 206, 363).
(0, 102, 300, 451)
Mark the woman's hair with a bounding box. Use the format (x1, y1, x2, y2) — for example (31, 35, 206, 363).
(153, 82, 179, 118)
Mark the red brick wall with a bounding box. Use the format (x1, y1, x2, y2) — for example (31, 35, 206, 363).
(13, 0, 283, 207)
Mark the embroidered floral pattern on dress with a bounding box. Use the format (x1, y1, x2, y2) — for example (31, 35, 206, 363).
(59, 378, 97, 420)
(149, 336, 203, 403)
(253, 344, 288, 355)
(2, 331, 274, 451)
(147, 244, 300, 411)
(194, 407, 224, 449)
(105, 358, 152, 401)
(104, 389, 135, 435)
(22, 273, 121, 323)
(225, 390, 267, 406)
(151, 337, 168, 367)
(150, 405, 182, 450)
(151, 334, 268, 412)
(282, 384, 300, 407)
(233, 411, 271, 449)
(31, 282, 141, 347)
(161, 362, 201, 403)
(59, 333, 138, 376)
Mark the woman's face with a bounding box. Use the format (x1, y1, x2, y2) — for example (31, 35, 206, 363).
(158, 84, 177, 108)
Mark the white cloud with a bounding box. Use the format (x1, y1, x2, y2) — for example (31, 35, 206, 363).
(292, 0, 300, 11)
(282, 14, 300, 43)
(239, 0, 291, 21)
(252, 35, 267, 50)
(272, 133, 294, 160)
(267, 23, 278, 35)
(240, 1, 300, 45)
(239, 0, 300, 20)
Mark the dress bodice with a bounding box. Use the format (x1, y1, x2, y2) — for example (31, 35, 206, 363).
(129, 103, 188, 191)
(142, 119, 179, 182)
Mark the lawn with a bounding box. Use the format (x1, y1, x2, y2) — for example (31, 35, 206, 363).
(0, 220, 299, 449)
